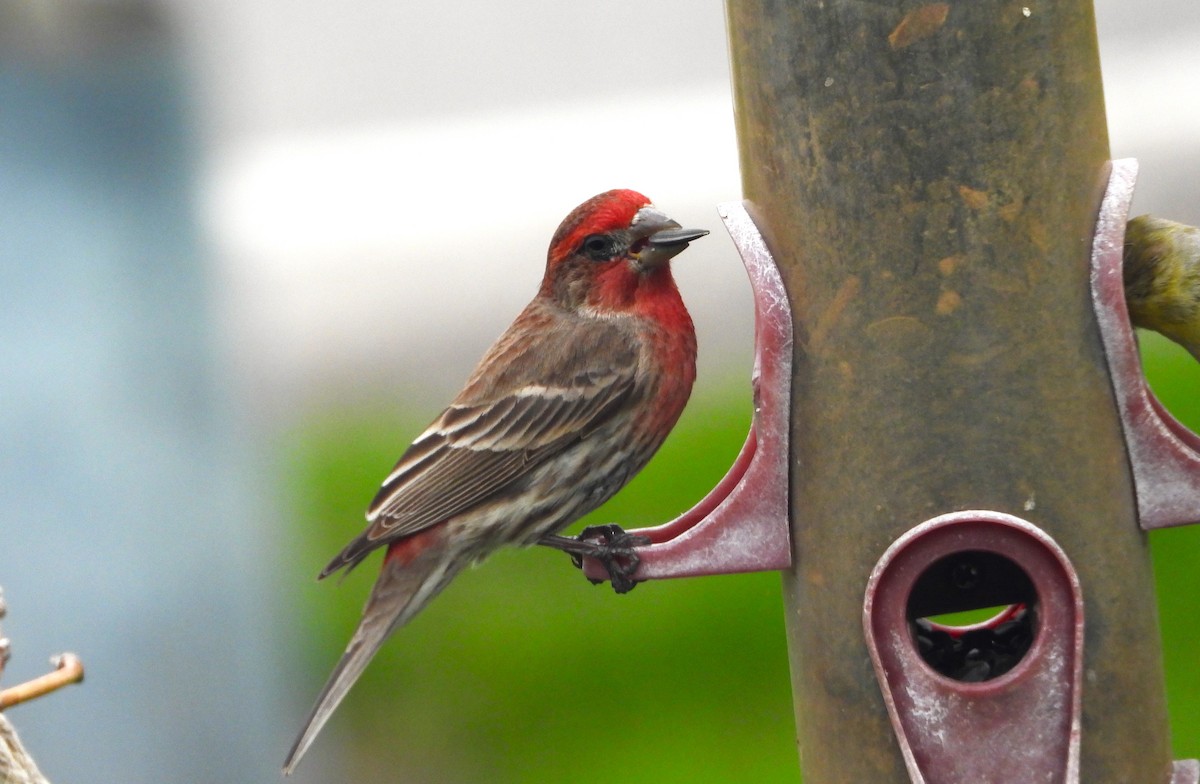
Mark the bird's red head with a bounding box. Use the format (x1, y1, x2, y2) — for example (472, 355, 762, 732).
(541, 189, 707, 313)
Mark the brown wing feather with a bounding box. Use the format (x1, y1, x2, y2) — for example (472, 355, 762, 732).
(319, 305, 639, 578)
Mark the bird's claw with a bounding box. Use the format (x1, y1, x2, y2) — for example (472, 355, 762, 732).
(575, 524, 651, 594)
(538, 525, 650, 592)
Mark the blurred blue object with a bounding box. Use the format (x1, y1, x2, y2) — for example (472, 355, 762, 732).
(0, 4, 279, 781)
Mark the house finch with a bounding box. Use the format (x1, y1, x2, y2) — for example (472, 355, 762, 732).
(283, 189, 706, 774)
(1123, 215, 1200, 359)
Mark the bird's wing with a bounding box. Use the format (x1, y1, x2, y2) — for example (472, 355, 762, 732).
(319, 313, 639, 577)
(368, 366, 635, 531)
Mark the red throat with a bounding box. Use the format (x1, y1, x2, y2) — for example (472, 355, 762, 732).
(587, 262, 688, 322)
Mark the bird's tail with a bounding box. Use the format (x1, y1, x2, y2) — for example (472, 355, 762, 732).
(283, 543, 462, 775)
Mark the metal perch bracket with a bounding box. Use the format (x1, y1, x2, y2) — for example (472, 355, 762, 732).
(1090, 158, 1200, 530)
(1089, 157, 1200, 780)
(580, 201, 793, 582)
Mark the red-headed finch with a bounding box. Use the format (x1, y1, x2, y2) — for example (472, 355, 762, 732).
(284, 189, 706, 773)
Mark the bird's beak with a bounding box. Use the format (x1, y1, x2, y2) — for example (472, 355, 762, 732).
(640, 227, 710, 268)
(629, 206, 709, 270)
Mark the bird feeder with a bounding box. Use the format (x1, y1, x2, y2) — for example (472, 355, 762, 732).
(577, 160, 1200, 782)
(572, 1, 1198, 781)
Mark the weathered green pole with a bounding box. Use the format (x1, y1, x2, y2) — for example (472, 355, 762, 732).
(726, 1, 1174, 780)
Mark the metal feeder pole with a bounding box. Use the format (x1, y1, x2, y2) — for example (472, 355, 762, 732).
(726, 1, 1173, 780)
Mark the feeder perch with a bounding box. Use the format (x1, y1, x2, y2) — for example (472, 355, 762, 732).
(1089, 158, 1200, 530)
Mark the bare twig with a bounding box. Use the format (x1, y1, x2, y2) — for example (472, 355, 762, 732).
(0, 587, 77, 784)
(0, 655, 84, 712)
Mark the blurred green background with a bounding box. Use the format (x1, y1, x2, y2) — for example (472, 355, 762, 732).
(281, 333, 1200, 782)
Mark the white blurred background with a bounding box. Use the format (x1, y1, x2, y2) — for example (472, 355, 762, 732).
(0, 0, 1197, 782)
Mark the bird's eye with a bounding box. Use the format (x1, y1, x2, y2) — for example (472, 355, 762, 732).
(581, 234, 617, 260)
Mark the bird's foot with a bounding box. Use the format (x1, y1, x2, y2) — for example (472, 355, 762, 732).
(577, 524, 651, 594)
(538, 524, 650, 594)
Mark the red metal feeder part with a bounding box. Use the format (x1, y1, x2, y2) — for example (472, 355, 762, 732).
(1090, 158, 1200, 530)
(864, 511, 1084, 784)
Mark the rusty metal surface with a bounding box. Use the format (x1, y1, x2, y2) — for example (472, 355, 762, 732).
(579, 201, 792, 581)
(864, 512, 1084, 784)
(726, 0, 1174, 780)
(1090, 159, 1200, 529)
